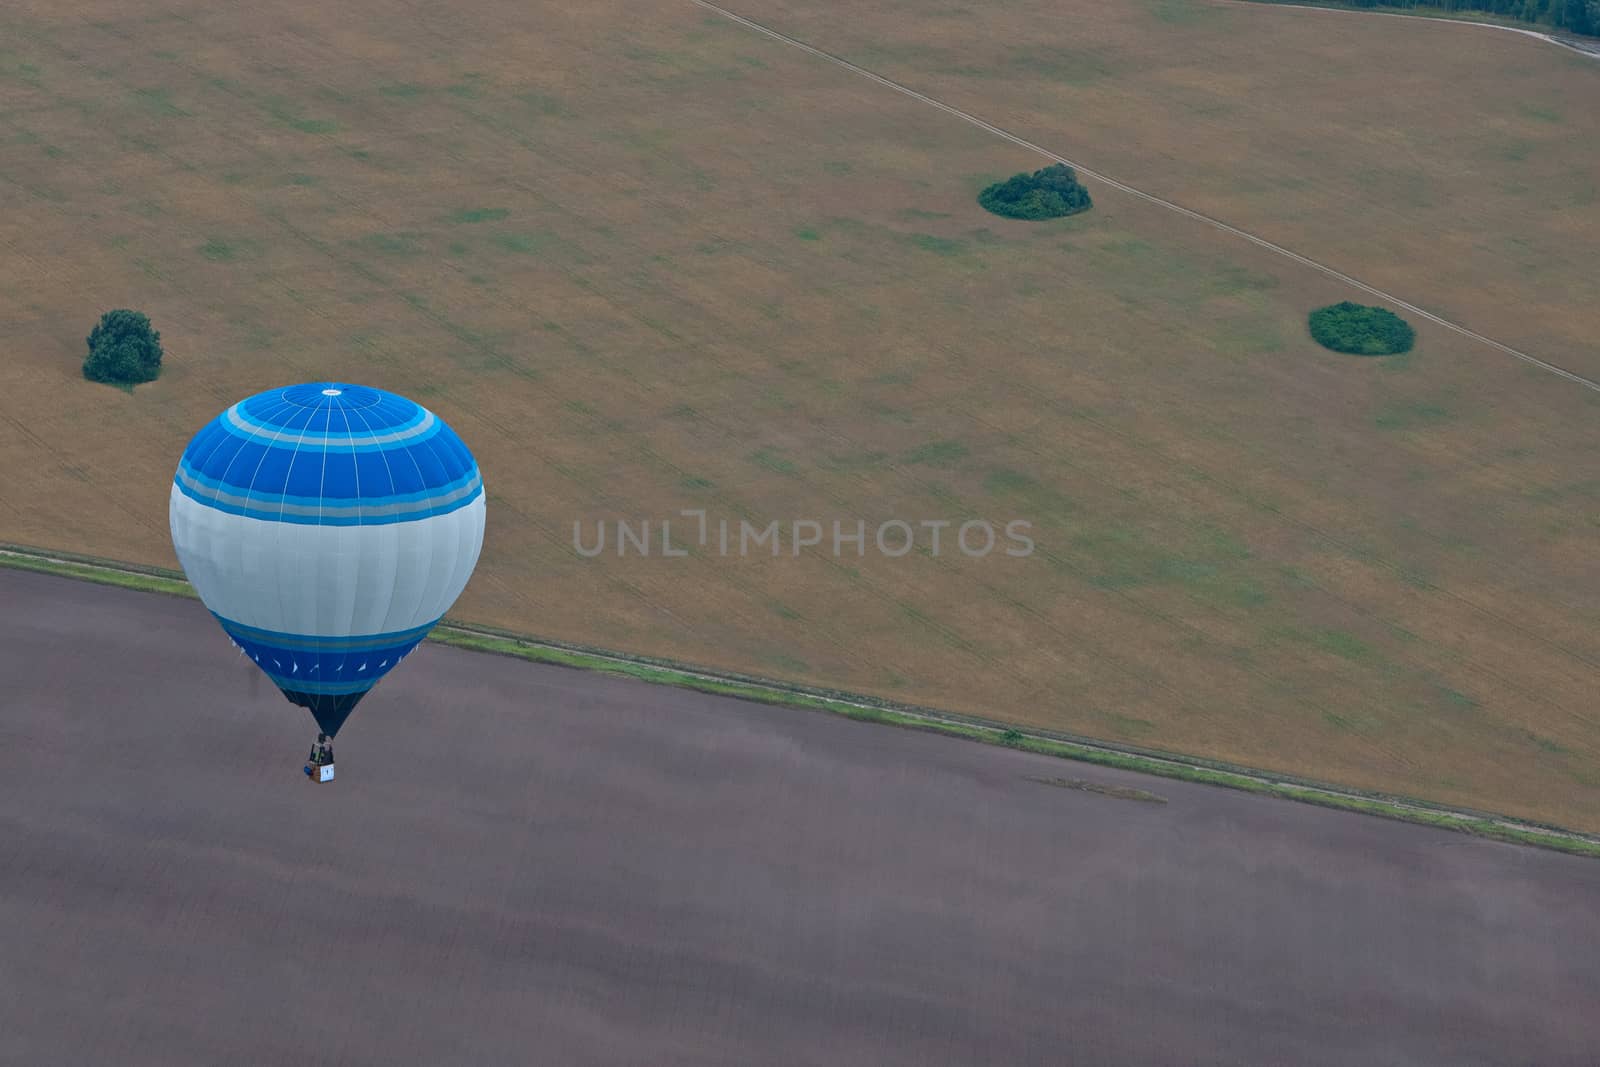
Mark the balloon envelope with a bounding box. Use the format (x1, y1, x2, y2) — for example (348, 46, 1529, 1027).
(169, 383, 485, 736)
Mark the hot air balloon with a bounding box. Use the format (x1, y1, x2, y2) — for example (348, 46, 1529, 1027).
(169, 383, 485, 772)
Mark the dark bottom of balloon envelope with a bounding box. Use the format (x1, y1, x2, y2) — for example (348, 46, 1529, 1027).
(283, 689, 365, 737)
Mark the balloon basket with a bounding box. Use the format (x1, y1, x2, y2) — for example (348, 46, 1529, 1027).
(305, 763, 335, 783)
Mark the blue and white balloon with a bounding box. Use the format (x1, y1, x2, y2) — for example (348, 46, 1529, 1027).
(169, 383, 485, 736)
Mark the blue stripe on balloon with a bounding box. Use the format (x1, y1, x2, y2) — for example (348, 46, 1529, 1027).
(173, 475, 482, 526)
(224, 403, 439, 451)
(221, 625, 429, 695)
(177, 460, 481, 511)
(215, 614, 439, 652)
(195, 437, 443, 498)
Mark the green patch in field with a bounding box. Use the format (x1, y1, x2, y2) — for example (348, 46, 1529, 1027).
(1216, 266, 1279, 293)
(753, 389, 793, 413)
(267, 100, 338, 134)
(1074, 525, 1155, 588)
(449, 207, 510, 224)
(285, 173, 317, 186)
(770, 603, 801, 620)
(793, 226, 821, 241)
(900, 208, 952, 221)
(1212, 579, 1268, 608)
(378, 82, 427, 98)
(1, 57, 44, 87)
(1437, 686, 1479, 712)
(680, 475, 714, 490)
(1194, 526, 1252, 561)
(1390, 562, 1432, 589)
(131, 87, 188, 116)
(1374, 399, 1452, 431)
(907, 233, 965, 256)
(764, 652, 810, 676)
(198, 237, 258, 262)
(864, 400, 915, 423)
(518, 91, 568, 116)
(1312, 628, 1375, 663)
(1375, 349, 1415, 376)
(1097, 709, 1158, 737)
(749, 448, 797, 475)
(1525, 731, 1570, 755)
(242, 323, 276, 350)
(984, 468, 1036, 493)
(1179, 97, 1237, 119)
(1144, 0, 1218, 22)
(1008, 46, 1118, 85)
(822, 216, 870, 236)
(1515, 101, 1562, 124)
(1497, 139, 1532, 162)
(822, 160, 852, 175)
(903, 440, 969, 466)
(446, 74, 487, 99)
(1155, 556, 1212, 581)
(1098, 236, 1154, 257)
(353, 231, 424, 256)
(819, 450, 889, 471)
(1086, 567, 1144, 591)
(1570, 169, 1596, 207)
(1217, 313, 1285, 355)
(492, 230, 587, 263)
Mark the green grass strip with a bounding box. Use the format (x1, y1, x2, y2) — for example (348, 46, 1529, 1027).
(3, 543, 1597, 859)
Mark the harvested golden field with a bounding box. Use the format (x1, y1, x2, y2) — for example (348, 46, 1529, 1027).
(730, 0, 1600, 378)
(1, 0, 1597, 827)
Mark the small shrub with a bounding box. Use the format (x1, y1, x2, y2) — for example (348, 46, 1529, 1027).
(1308, 301, 1415, 356)
(83, 309, 163, 386)
(1000, 728, 1026, 746)
(978, 163, 1093, 221)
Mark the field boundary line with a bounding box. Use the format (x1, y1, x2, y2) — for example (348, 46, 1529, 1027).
(688, 0, 1600, 393)
(5, 541, 1598, 857)
(1219, 0, 1600, 59)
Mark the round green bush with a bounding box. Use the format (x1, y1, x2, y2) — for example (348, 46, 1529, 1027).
(84, 309, 163, 386)
(1307, 302, 1414, 356)
(978, 163, 1092, 221)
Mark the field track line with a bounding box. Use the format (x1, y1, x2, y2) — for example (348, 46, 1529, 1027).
(688, 0, 1600, 394)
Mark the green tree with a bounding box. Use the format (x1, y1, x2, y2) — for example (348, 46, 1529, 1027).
(83, 309, 163, 386)
(1265, 0, 1597, 33)
(978, 163, 1093, 220)
(1308, 302, 1415, 356)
